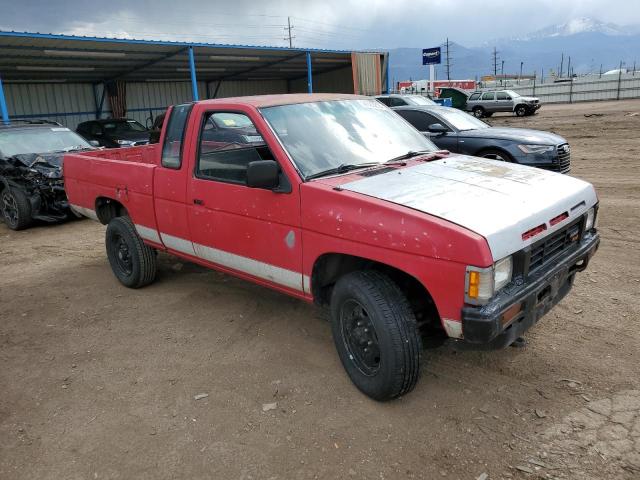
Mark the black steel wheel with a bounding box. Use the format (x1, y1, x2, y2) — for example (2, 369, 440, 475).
(1, 188, 32, 230)
(330, 271, 422, 401)
(105, 216, 157, 288)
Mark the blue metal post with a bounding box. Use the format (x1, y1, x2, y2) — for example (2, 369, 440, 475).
(386, 55, 390, 93)
(0, 75, 9, 125)
(188, 46, 199, 101)
(306, 51, 313, 93)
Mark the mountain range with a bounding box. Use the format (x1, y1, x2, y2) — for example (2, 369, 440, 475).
(389, 17, 640, 83)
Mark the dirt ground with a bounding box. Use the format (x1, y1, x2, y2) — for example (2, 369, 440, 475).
(1, 100, 639, 480)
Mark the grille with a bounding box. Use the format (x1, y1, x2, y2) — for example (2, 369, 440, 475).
(529, 220, 582, 272)
(554, 143, 571, 172)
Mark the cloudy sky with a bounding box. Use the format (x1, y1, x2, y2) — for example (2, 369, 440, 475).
(1, 0, 639, 49)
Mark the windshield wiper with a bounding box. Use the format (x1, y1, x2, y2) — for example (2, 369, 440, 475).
(305, 162, 380, 180)
(385, 149, 449, 164)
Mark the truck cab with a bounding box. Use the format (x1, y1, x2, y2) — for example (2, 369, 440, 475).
(63, 94, 599, 401)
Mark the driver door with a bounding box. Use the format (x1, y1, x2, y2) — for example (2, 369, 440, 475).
(186, 108, 304, 295)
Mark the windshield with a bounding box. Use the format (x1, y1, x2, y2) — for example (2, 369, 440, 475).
(102, 120, 148, 134)
(436, 108, 489, 131)
(0, 127, 93, 156)
(261, 99, 437, 179)
(406, 96, 436, 106)
(504, 90, 521, 98)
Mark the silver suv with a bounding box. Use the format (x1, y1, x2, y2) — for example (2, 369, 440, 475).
(465, 90, 541, 118)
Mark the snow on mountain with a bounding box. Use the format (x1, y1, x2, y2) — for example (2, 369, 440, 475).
(517, 17, 635, 40)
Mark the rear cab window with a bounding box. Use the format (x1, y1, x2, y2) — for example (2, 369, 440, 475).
(161, 103, 193, 169)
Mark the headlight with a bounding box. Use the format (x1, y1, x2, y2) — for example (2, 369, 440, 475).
(517, 144, 555, 154)
(116, 139, 135, 146)
(466, 256, 513, 305)
(585, 207, 596, 231)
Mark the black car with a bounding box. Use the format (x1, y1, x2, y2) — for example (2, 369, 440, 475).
(392, 105, 571, 173)
(76, 118, 150, 148)
(0, 121, 95, 230)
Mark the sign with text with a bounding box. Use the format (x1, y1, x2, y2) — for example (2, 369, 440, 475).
(422, 47, 441, 65)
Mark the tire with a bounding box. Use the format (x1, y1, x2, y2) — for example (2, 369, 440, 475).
(483, 112, 494, 118)
(479, 148, 514, 163)
(330, 270, 422, 401)
(472, 107, 485, 118)
(1, 188, 32, 230)
(105, 216, 157, 288)
(515, 105, 528, 117)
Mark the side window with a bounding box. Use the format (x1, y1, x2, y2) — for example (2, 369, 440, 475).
(390, 98, 406, 107)
(469, 93, 481, 101)
(376, 97, 392, 106)
(481, 92, 496, 101)
(196, 111, 274, 185)
(161, 103, 193, 169)
(496, 92, 509, 100)
(89, 123, 103, 136)
(397, 110, 435, 132)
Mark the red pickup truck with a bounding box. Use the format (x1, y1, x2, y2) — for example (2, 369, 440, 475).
(64, 94, 600, 401)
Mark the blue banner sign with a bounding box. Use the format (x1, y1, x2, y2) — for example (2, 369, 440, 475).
(422, 47, 441, 65)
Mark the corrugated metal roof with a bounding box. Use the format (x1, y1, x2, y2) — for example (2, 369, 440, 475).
(0, 31, 384, 83)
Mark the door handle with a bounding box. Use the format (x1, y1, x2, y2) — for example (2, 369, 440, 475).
(193, 198, 204, 205)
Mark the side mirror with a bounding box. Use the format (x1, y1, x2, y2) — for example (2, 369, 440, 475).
(88, 140, 100, 147)
(247, 160, 280, 190)
(428, 123, 447, 134)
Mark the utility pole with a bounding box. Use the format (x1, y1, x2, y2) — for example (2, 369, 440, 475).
(567, 56, 572, 78)
(285, 16, 294, 48)
(519, 61, 523, 84)
(501, 60, 505, 85)
(492, 47, 499, 78)
(444, 37, 452, 81)
(560, 53, 564, 78)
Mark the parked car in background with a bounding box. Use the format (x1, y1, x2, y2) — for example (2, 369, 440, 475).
(393, 105, 571, 173)
(64, 94, 599, 401)
(375, 94, 436, 107)
(0, 120, 95, 230)
(465, 90, 541, 118)
(76, 118, 151, 148)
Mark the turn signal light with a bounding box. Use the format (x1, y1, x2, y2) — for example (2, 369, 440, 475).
(468, 271, 480, 299)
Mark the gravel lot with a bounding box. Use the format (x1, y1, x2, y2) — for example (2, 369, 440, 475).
(1, 99, 639, 480)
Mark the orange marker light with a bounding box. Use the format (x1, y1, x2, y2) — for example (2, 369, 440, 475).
(468, 271, 480, 298)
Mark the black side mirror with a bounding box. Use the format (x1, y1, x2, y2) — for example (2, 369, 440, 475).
(88, 140, 100, 147)
(247, 160, 280, 190)
(428, 123, 447, 134)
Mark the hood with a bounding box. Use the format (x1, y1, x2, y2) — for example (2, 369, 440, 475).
(461, 127, 566, 145)
(9, 152, 64, 179)
(339, 155, 597, 261)
(519, 96, 539, 101)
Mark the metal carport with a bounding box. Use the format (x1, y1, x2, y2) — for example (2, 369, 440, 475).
(0, 31, 389, 127)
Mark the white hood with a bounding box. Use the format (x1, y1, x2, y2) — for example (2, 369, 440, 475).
(340, 156, 597, 261)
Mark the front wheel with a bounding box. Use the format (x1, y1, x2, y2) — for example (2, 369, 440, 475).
(105, 216, 157, 288)
(479, 148, 514, 163)
(1, 188, 32, 230)
(330, 271, 422, 401)
(515, 105, 528, 117)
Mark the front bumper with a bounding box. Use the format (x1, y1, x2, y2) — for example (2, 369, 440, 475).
(461, 231, 600, 349)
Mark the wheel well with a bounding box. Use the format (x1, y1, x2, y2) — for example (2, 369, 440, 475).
(514, 103, 528, 110)
(476, 147, 513, 161)
(311, 253, 442, 334)
(473, 105, 484, 111)
(95, 197, 128, 225)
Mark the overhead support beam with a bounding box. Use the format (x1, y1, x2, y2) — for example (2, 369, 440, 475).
(306, 52, 313, 93)
(0, 75, 9, 124)
(109, 47, 188, 81)
(188, 46, 199, 101)
(219, 52, 307, 82)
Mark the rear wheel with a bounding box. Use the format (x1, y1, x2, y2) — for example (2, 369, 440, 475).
(1, 188, 32, 230)
(515, 105, 528, 117)
(483, 112, 494, 118)
(472, 107, 485, 118)
(330, 271, 422, 401)
(105, 216, 157, 288)
(479, 148, 514, 163)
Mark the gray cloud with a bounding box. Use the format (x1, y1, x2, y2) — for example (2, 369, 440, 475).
(1, 0, 639, 49)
